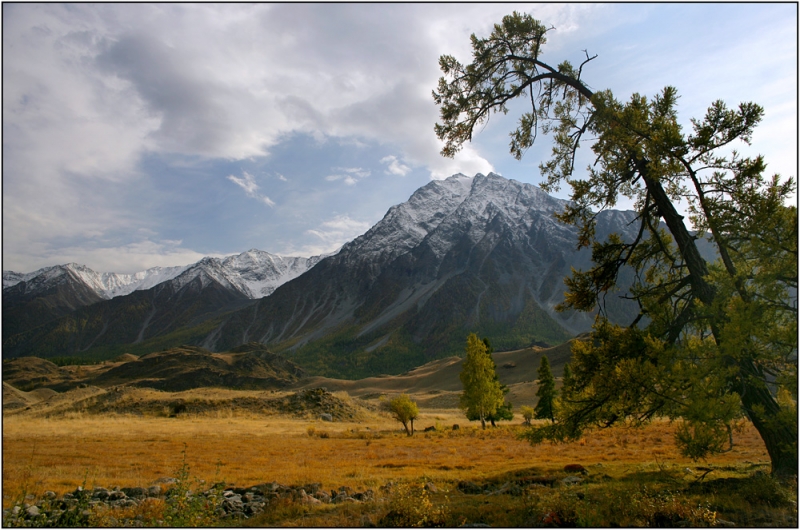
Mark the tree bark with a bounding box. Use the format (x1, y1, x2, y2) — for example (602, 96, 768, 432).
(640, 163, 797, 477)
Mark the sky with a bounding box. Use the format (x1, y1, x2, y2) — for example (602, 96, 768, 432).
(3, 3, 797, 274)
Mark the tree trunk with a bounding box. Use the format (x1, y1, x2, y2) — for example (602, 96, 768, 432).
(403, 421, 411, 436)
(738, 363, 798, 477)
(480, 416, 486, 430)
(642, 168, 797, 477)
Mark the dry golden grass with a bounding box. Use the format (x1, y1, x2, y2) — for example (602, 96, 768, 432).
(2, 409, 770, 510)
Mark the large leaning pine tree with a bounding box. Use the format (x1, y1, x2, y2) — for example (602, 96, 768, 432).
(434, 12, 797, 476)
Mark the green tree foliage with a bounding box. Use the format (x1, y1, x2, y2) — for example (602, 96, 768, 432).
(434, 11, 797, 476)
(388, 394, 419, 436)
(520, 405, 535, 425)
(534, 355, 556, 421)
(460, 333, 505, 429)
(465, 338, 514, 426)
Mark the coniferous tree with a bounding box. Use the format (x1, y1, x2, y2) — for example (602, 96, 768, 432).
(460, 333, 504, 429)
(434, 11, 797, 476)
(534, 355, 556, 421)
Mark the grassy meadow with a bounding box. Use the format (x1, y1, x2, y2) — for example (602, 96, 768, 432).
(3, 404, 796, 527)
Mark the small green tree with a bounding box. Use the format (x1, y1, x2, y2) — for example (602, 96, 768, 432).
(388, 394, 419, 436)
(520, 405, 535, 425)
(465, 338, 514, 426)
(534, 355, 556, 421)
(460, 333, 505, 429)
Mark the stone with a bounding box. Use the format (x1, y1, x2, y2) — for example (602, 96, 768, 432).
(244, 502, 266, 515)
(122, 487, 147, 499)
(563, 464, 588, 474)
(26, 505, 40, 518)
(147, 486, 161, 497)
(314, 491, 331, 503)
(715, 519, 735, 527)
(320, 413, 333, 422)
(561, 476, 582, 486)
(457, 481, 483, 494)
(44, 491, 57, 500)
(108, 490, 126, 501)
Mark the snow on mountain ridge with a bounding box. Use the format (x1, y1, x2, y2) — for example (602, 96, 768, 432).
(340, 173, 476, 262)
(3, 250, 320, 301)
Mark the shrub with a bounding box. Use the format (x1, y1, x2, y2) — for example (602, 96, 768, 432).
(162, 445, 223, 527)
(520, 405, 535, 425)
(380, 481, 448, 527)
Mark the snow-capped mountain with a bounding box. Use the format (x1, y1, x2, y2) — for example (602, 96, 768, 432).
(3, 250, 323, 359)
(170, 250, 324, 299)
(3, 250, 320, 301)
(199, 172, 641, 377)
(3, 263, 189, 298)
(3, 172, 643, 376)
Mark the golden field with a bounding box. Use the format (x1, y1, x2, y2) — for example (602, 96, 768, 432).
(3, 407, 772, 508)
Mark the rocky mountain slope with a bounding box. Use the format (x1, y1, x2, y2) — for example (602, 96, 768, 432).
(196, 173, 641, 377)
(2, 250, 321, 359)
(3, 172, 643, 377)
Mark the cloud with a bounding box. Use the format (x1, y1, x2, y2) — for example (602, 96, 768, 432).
(302, 214, 372, 254)
(4, 238, 216, 276)
(325, 167, 371, 186)
(381, 155, 411, 176)
(227, 171, 275, 206)
(4, 3, 795, 273)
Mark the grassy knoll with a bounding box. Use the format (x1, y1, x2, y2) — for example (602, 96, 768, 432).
(3, 407, 795, 527)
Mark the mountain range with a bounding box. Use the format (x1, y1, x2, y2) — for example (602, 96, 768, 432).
(3, 172, 641, 377)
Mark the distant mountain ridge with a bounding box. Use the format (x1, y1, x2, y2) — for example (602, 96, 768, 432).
(3, 263, 189, 299)
(3, 249, 322, 301)
(3, 172, 645, 378)
(2, 250, 322, 359)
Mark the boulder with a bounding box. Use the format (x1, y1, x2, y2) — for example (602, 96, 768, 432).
(457, 481, 483, 494)
(563, 464, 588, 474)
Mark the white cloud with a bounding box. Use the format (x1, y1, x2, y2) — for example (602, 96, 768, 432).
(380, 155, 411, 176)
(325, 167, 371, 186)
(3, 3, 795, 272)
(301, 214, 372, 254)
(227, 171, 275, 206)
(4, 238, 217, 275)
